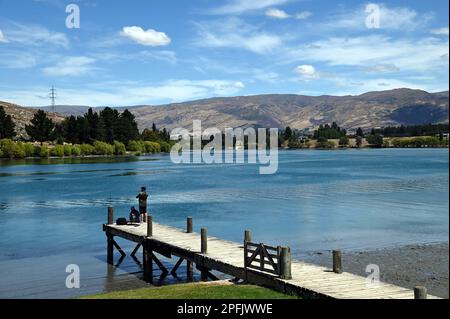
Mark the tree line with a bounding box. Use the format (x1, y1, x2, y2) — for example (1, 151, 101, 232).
(370, 124, 449, 138)
(0, 106, 16, 139)
(0, 105, 171, 145)
(1, 104, 449, 156)
(0, 105, 174, 158)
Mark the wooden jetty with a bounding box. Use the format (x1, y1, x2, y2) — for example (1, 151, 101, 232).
(103, 207, 440, 299)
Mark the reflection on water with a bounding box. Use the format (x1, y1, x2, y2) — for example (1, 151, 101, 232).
(0, 156, 160, 167)
(0, 150, 448, 298)
(108, 170, 172, 177)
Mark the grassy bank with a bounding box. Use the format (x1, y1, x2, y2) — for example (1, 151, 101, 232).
(82, 282, 298, 299)
(0, 138, 171, 159)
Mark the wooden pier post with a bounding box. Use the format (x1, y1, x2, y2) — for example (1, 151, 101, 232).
(200, 268, 209, 281)
(147, 215, 153, 237)
(201, 228, 208, 254)
(187, 217, 193, 233)
(280, 246, 292, 280)
(187, 260, 193, 280)
(244, 230, 252, 243)
(333, 250, 342, 274)
(107, 206, 114, 225)
(106, 207, 115, 264)
(106, 233, 114, 264)
(143, 242, 153, 283)
(414, 286, 427, 299)
(186, 217, 194, 278)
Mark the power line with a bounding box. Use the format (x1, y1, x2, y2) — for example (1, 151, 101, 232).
(49, 86, 56, 112)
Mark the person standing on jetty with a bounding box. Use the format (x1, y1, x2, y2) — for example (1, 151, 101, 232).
(136, 186, 148, 223)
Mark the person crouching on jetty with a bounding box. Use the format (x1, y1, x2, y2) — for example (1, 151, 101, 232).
(136, 186, 149, 223)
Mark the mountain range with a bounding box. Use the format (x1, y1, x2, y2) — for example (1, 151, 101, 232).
(2, 88, 448, 137)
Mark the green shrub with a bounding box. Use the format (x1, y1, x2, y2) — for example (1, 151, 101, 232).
(392, 137, 442, 148)
(127, 140, 144, 152)
(24, 143, 34, 157)
(366, 134, 384, 147)
(339, 136, 349, 147)
(33, 146, 40, 157)
(63, 145, 72, 156)
(0, 139, 14, 158)
(159, 141, 171, 153)
(80, 144, 95, 156)
(144, 141, 161, 154)
(39, 145, 49, 158)
(316, 137, 335, 149)
(0, 140, 36, 158)
(113, 141, 126, 155)
(71, 145, 81, 156)
(93, 141, 114, 155)
(51, 145, 65, 157)
(12, 142, 26, 158)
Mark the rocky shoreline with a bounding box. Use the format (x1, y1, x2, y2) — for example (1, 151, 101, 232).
(304, 242, 449, 298)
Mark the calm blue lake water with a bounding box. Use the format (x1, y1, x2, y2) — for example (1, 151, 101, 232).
(0, 149, 448, 298)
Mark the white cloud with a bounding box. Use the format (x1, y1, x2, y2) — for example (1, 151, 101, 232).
(253, 71, 280, 83)
(138, 50, 177, 64)
(0, 80, 246, 106)
(96, 50, 178, 65)
(0, 52, 37, 69)
(286, 35, 449, 73)
(431, 27, 449, 36)
(331, 78, 438, 96)
(295, 11, 312, 20)
(295, 65, 320, 80)
(266, 8, 290, 19)
(4, 23, 69, 48)
(0, 30, 8, 43)
(42, 56, 96, 76)
(210, 0, 291, 15)
(363, 63, 400, 73)
(328, 4, 432, 31)
(194, 18, 282, 54)
(120, 26, 171, 46)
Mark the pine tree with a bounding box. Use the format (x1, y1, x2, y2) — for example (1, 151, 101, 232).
(77, 116, 90, 144)
(85, 108, 99, 141)
(356, 127, 364, 138)
(100, 107, 119, 143)
(62, 116, 79, 144)
(25, 110, 55, 145)
(284, 126, 293, 140)
(0, 106, 16, 139)
(116, 109, 139, 144)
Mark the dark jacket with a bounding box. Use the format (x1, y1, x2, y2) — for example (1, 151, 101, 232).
(136, 191, 148, 208)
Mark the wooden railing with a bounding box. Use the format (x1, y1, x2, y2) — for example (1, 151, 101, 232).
(244, 242, 282, 276)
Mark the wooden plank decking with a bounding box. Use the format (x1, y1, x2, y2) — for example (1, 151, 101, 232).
(103, 221, 440, 299)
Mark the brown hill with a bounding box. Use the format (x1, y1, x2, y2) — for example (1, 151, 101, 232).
(0, 101, 65, 138)
(2, 88, 449, 136)
(129, 89, 449, 131)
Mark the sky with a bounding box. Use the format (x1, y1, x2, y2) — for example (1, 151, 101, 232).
(0, 0, 448, 107)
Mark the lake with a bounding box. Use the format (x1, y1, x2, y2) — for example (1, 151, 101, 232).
(0, 149, 448, 298)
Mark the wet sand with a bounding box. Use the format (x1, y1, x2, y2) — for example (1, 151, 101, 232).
(303, 242, 449, 298)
